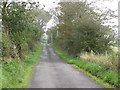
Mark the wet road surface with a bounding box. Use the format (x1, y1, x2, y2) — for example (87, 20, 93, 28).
(27, 44, 104, 88)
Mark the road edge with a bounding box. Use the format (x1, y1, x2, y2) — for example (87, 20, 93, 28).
(50, 44, 115, 88)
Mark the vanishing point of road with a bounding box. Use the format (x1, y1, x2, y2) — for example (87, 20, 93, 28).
(27, 44, 104, 88)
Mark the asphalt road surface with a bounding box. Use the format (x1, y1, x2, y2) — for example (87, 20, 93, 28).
(27, 44, 104, 88)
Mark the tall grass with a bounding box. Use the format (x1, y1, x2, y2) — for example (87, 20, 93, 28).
(2, 43, 42, 88)
(80, 51, 118, 70)
(52, 44, 118, 88)
(0, 64, 2, 89)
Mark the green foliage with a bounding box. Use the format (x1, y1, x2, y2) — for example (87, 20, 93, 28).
(1, 1, 51, 88)
(1, 2, 50, 60)
(52, 44, 118, 88)
(49, 1, 115, 56)
(2, 43, 42, 88)
(2, 33, 12, 57)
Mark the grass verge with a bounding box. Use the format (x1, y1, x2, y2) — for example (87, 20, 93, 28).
(51, 44, 118, 88)
(2, 43, 42, 88)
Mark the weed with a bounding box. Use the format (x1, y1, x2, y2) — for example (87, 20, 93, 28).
(52, 44, 118, 88)
(2, 43, 42, 88)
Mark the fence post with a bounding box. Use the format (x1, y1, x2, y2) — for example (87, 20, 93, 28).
(91, 50, 94, 56)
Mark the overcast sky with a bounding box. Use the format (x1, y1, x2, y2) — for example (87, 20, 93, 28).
(39, 0, 119, 30)
(11, 0, 119, 30)
(29, 0, 119, 11)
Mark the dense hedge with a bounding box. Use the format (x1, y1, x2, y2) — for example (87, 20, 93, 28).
(2, 43, 42, 88)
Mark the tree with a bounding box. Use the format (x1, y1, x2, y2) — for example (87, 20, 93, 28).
(49, 1, 115, 56)
(1, 1, 51, 60)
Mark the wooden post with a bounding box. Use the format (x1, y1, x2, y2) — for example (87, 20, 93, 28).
(51, 33, 53, 42)
(105, 51, 108, 57)
(57, 30, 59, 37)
(91, 50, 93, 56)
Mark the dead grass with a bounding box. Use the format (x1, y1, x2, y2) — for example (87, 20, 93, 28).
(80, 47, 118, 70)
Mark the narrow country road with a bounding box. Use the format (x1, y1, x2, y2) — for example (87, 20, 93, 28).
(27, 44, 104, 88)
